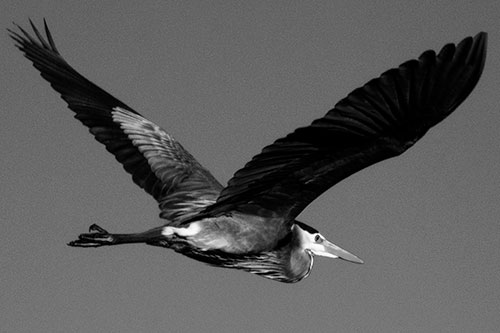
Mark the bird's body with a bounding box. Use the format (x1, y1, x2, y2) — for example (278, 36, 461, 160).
(163, 213, 285, 254)
(10, 20, 487, 283)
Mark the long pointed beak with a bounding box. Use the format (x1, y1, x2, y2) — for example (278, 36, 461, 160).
(317, 240, 364, 264)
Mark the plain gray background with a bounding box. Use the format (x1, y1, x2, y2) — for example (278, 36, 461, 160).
(2, 1, 499, 332)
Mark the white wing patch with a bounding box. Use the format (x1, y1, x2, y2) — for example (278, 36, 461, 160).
(161, 222, 202, 237)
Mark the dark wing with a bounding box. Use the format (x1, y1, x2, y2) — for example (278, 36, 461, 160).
(10, 20, 223, 224)
(202, 32, 487, 222)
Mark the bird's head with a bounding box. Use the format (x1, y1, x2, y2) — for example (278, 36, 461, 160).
(293, 221, 364, 264)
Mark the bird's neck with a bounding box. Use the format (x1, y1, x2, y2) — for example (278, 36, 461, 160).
(288, 246, 314, 281)
(271, 229, 313, 282)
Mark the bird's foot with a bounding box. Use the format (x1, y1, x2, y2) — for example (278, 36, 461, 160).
(68, 224, 116, 247)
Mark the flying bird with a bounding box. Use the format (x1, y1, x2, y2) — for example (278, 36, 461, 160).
(10, 20, 487, 283)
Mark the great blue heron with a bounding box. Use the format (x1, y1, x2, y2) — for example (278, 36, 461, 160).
(10, 20, 486, 283)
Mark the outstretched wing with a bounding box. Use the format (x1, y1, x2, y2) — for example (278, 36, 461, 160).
(203, 32, 487, 222)
(10, 20, 223, 224)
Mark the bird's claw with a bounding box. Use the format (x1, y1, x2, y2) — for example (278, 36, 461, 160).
(68, 224, 114, 247)
(88, 223, 108, 233)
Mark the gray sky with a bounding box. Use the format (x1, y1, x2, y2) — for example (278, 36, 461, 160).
(2, 1, 500, 332)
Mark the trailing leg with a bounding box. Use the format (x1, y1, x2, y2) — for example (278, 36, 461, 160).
(67, 224, 165, 247)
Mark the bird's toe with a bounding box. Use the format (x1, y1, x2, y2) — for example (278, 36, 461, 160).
(88, 224, 108, 233)
(67, 225, 115, 247)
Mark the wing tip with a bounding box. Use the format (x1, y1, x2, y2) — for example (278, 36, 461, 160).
(9, 18, 60, 56)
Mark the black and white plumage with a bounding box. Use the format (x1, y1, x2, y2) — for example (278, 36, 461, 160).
(10, 20, 486, 283)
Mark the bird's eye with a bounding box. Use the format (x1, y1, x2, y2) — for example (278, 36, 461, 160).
(315, 235, 322, 243)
